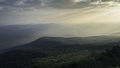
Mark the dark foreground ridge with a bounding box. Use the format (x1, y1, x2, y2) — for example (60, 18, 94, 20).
(0, 36, 120, 68)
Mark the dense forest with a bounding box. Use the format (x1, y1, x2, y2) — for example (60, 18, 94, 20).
(0, 36, 120, 68)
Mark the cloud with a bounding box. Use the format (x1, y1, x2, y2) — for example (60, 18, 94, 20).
(50, 0, 77, 6)
(0, 6, 3, 10)
(49, 0, 91, 8)
(0, 0, 4, 2)
(0, 0, 41, 7)
(0, 0, 93, 12)
(0, 0, 42, 11)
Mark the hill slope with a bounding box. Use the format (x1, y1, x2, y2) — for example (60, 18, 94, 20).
(1, 36, 120, 68)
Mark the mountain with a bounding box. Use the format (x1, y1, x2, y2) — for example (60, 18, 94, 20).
(1, 36, 120, 68)
(29, 36, 120, 45)
(1, 23, 120, 50)
(59, 46, 120, 68)
(110, 32, 120, 36)
(2, 36, 120, 55)
(0, 25, 40, 50)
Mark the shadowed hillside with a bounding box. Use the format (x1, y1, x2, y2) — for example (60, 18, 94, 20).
(1, 36, 120, 68)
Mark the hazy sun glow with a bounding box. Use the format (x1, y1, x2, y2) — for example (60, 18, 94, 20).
(51, 2, 120, 24)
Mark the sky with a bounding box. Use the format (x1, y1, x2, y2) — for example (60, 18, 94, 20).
(0, 0, 120, 25)
(0, 0, 94, 25)
(1, 0, 120, 53)
(1, 0, 120, 49)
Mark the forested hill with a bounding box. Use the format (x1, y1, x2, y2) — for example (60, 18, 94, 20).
(0, 45, 120, 68)
(1, 36, 120, 68)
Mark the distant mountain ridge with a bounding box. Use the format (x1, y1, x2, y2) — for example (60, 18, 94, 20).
(1, 23, 120, 50)
(25, 36, 120, 46)
(4, 35, 120, 52)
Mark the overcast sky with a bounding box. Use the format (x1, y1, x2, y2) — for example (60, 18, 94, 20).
(0, 0, 120, 25)
(0, 0, 91, 25)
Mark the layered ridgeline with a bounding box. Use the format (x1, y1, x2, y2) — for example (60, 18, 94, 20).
(1, 36, 120, 68)
(1, 23, 120, 50)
